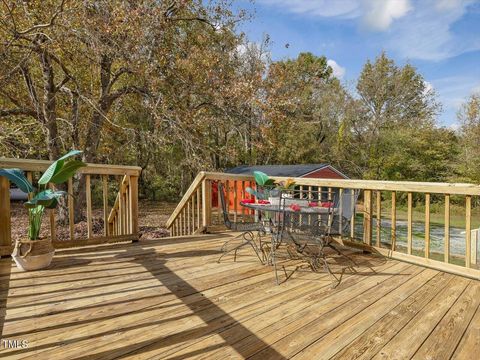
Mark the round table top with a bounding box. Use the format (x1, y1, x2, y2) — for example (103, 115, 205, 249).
(240, 201, 334, 214)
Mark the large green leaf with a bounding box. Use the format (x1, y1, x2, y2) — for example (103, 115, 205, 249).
(57, 149, 83, 161)
(246, 186, 268, 200)
(38, 150, 83, 185)
(25, 189, 67, 209)
(253, 171, 272, 186)
(49, 160, 86, 184)
(0, 168, 34, 193)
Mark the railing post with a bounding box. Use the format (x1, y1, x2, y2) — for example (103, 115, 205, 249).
(102, 175, 109, 237)
(363, 189, 372, 245)
(425, 193, 430, 258)
(68, 177, 75, 240)
(129, 175, 139, 241)
(376, 190, 381, 247)
(48, 183, 56, 242)
(0, 177, 11, 256)
(202, 179, 212, 229)
(465, 195, 471, 268)
(445, 194, 450, 263)
(391, 191, 396, 251)
(472, 230, 478, 266)
(86, 175, 93, 239)
(407, 192, 413, 255)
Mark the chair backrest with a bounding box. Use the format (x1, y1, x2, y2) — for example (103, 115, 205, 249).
(277, 189, 337, 235)
(218, 182, 232, 229)
(331, 189, 360, 235)
(339, 189, 360, 219)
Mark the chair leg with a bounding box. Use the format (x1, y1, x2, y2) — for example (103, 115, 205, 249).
(318, 256, 340, 289)
(217, 231, 264, 264)
(272, 234, 282, 285)
(327, 242, 358, 269)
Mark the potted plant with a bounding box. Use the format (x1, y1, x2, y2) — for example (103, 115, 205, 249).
(245, 171, 276, 200)
(246, 171, 298, 205)
(0, 150, 86, 271)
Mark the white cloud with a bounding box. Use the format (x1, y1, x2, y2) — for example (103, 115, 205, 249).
(259, 0, 361, 18)
(387, 0, 479, 61)
(327, 59, 346, 79)
(423, 80, 434, 95)
(448, 122, 460, 131)
(259, 0, 411, 30)
(362, 0, 412, 31)
(435, 0, 468, 11)
(258, 0, 479, 61)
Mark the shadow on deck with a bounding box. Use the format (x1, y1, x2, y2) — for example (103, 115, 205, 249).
(0, 233, 478, 359)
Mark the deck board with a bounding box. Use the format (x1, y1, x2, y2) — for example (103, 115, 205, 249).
(0, 233, 478, 359)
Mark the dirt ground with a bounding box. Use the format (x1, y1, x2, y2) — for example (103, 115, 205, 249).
(10, 200, 177, 242)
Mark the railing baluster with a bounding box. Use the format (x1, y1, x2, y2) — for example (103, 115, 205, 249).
(472, 229, 478, 266)
(49, 183, 56, 241)
(86, 175, 93, 238)
(363, 190, 372, 245)
(217, 182, 222, 224)
(192, 193, 196, 233)
(124, 184, 128, 234)
(0, 177, 11, 253)
(130, 176, 138, 238)
(338, 188, 343, 234)
(241, 181, 246, 219)
(407, 192, 413, 255)
(187, 199, 191, 234)
(308, 186, 312, 225)
(350, 191, 355, 239)
(391, 191, 396, 251)
(425, 193, 430, 258)
(124, 182, 129, 234)
(445, 194, 450, 263)
(182, 208, 186, 235)
(376, 190, 381, 247)
(102, 175, 108, 236)
(465, 195, 471, 268)
(299, 185, 304, 225)
(197, 188, 201, 230)
(202, 180, 212, 229)
(126, 177, 131, 233)
(68, 177, 75, 240)
(26, 172, 33, 200)
(233, 180, 238, 223)
(226, 180, 230, 219)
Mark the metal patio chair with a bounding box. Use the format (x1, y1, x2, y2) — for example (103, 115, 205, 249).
(217, 182, 265, 264)
(323, 189, 361, 266)
(270, 188, 342, 287)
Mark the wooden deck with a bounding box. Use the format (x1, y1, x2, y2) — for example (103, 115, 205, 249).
(0, 233, 478, 359)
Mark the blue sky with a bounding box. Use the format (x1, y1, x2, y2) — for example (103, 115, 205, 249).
(235, 0, 480, 127)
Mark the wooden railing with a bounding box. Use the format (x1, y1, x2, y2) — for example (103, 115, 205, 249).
(107, 175, 139, 237)
(165, 172, 256, 236)
(166, 172, 480, 279)
(0, 157, 141, 255)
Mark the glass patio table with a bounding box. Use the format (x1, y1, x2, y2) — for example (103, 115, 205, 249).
(240, 201, 334, 215)
(240, 200, 343, 285)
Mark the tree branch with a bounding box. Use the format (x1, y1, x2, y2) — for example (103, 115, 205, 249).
(0, 108, 36, 117)
(15, 0, 66, 35)
(1, 0, 17, 33)
(106, 85, 149, 104)
(110, 67, 133, 87)
(169, 17, 217, 30)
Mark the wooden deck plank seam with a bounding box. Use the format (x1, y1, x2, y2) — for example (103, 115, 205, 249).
(328, 271, 457, 360)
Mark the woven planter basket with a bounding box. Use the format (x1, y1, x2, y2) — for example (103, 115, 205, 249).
(12, 238, 55, 271)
